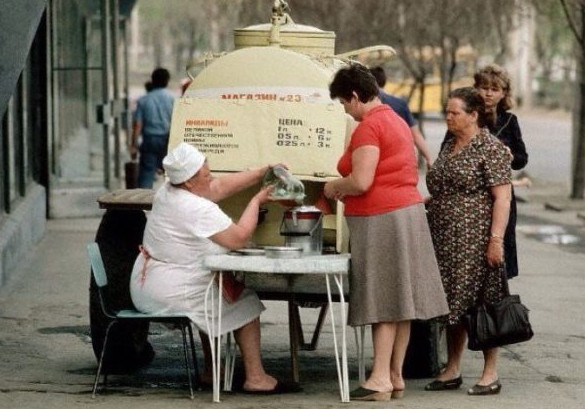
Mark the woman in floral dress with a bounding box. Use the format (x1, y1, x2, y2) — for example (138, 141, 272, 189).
(425, 87, 511, 396)
(441, 64, 528, 279)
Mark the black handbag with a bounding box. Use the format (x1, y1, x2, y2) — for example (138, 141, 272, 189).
(463, 266, 534, 351)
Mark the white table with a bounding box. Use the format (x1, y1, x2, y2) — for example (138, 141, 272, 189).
(203, 253, 351, 403)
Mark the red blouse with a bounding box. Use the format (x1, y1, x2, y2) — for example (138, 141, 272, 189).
(337, 104, 422, 216)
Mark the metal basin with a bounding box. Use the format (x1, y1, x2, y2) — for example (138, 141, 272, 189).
(264, 246, 303, 259)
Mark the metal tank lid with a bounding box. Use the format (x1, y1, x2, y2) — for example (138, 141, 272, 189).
(239, 22, 329, 33)
(233, 0, 336, 55)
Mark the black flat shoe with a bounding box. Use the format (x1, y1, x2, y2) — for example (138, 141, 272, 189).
(424, 375, 463, 391)
(350, 386, 391, 401)
(467, 379, 501, 396)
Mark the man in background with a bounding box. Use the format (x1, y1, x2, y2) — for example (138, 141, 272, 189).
(129, 67, 175, 188)
(370, 66, 433, 169)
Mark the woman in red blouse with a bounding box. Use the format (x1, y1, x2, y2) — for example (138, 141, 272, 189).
(324, 64, 449, 401)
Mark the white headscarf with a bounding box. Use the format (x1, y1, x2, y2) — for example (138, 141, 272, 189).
(162, 142, 205, 184)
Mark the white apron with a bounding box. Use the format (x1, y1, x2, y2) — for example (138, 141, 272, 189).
(130, 182, 265, 335)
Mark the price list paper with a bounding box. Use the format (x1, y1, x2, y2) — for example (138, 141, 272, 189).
(169, 98, 347, 177)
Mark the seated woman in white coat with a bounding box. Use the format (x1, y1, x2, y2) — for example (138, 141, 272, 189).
(130, 142, 299, 394)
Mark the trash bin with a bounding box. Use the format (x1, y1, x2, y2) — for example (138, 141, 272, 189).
(89, 208, 154, 373)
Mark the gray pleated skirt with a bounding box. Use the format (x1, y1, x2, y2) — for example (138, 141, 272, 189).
(346, 203, 449, 326)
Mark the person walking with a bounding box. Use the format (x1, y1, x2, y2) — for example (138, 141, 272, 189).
(129, 67, 175, 189)
(324, 64, 449, 402)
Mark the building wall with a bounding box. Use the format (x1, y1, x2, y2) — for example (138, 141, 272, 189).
(0, 185, 46, 287)
(0, 6, 49, 287)
(0, 0, 135, 289)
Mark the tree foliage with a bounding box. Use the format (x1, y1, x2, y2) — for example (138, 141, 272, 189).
(135, 0, 570, 114)
(138, 0, 246, 72)
(137, 0, 521, 79)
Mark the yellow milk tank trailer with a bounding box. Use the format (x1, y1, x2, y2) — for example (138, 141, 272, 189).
(172, 1, 364, 253)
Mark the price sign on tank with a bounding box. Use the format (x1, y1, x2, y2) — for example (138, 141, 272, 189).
(277, 118, 335, 150)
(169, 98, 347, 177)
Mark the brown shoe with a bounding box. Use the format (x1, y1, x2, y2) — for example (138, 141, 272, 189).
(350, 387, 391, 401)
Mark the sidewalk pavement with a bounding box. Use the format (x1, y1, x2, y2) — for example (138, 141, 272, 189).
(0, 180, 584, 409)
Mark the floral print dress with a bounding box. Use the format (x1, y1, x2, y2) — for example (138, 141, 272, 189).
(426, 129, 511, 325)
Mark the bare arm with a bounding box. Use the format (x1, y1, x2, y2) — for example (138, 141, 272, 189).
(411, 125, 433, 168)
(209, 186, 273, 249)
(207, 166, 269, 203)
(323, 145, 379, 200)
(486, 183, 511, 267)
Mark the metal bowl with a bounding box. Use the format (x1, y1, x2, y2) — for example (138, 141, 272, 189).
(264, 246, 303, 259)
(231, 248, 266, 256)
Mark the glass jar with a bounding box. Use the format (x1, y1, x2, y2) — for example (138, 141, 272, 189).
(262, 165, 305, 203)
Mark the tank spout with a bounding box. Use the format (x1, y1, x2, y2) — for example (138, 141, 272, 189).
(269, 0, 295, 47)
(269, 15, 281, 47)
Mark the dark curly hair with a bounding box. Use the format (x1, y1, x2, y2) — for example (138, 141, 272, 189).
(329, 64, 379, 103)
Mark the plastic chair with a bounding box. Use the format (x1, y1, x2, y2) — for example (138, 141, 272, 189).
(86, 242, 200, 399)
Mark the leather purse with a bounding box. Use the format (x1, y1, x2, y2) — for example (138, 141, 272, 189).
(463, 267, 534, 351)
